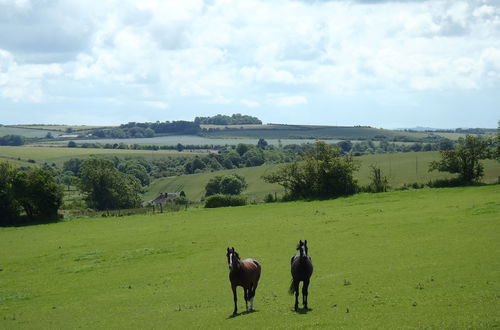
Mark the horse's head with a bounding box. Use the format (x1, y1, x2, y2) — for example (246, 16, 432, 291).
(226, 247, 240, 271)
(296, 240, 309, 257)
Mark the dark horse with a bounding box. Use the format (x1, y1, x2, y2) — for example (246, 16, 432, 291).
(289, 240, 313, 311)
(226, 247, 261, 315)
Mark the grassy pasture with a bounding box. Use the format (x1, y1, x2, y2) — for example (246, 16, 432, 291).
(0, 146, 197, 167)
(145, 152, 500, 202)
(38, 135, 340, 147)
(0, 185, 499, 329)
(0, 126, 60, 138)
(13, 125, 108, 132)
(201, 125, 430, 140)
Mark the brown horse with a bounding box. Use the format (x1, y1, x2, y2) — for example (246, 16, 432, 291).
(289, 240, 313, 311)
(226, 247, 261, 315)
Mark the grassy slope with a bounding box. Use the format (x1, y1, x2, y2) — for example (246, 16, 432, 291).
(145, 152, 500, 202)
(0, 185, 499, 329)
(0, 126, 60, 138)
(202, 125, 430, 140)
(0, 146, 196, 167)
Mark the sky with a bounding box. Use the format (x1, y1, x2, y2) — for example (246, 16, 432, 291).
(0, 0, 499, 128)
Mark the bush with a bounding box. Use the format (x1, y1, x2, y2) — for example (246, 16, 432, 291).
(364, 165, 390, 193)
(264, 193, 276, 203)
(204, 194, 247, 208)
(263, 141, 358, 200)
(427, 178, 469, 188)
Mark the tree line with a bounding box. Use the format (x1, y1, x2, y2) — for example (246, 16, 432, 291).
(194, 113, 262, 125)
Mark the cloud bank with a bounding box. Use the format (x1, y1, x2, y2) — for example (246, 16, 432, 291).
(0, 0, 499, 126)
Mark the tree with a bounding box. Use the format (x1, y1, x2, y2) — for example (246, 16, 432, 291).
(220, 174, 248, 195)
(79, 158, 141, 210)
(0, 162, 20, 224)
(366, 165, 389, 192)
(204, 174, 248, 196)
(1, 162, 63, 225)
(257, 138, 268, 149)
(337, 140, 352, 153)
(263, 141, 358, 199)
(429, 134, 489, 183)
(13, 168, 64, 220)
(63, 158, 83, 176)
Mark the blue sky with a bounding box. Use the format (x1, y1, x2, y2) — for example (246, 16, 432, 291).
(0, 0, 499, 128)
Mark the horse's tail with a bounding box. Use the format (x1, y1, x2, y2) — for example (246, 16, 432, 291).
(288, 280, 295, 295)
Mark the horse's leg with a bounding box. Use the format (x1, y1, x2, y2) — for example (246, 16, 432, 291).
(302, 278, 310, 309)
(249, 281, 258, 311)
(244, 287, 249, 312)
(293, 280, 300, 311)
(231, 284, 238, 315)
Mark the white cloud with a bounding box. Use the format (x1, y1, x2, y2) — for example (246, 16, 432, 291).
(144, 101, 168, 109)
(0, 0, 498, 126)
(271, 94, 308, 107)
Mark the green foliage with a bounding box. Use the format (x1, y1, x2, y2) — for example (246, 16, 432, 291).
(263, 141, 358, 199)
(204, 194, 247, 208)
(79, 158, 141, 211)
(429, 135, 489, 183)
(0, 162, 63, 225)
(195, 113, 262, 125)
(0, 162, 20, 223)
(63, 158, 83, 176)
(264, 193, 276, 203)
(0, 134, 25, 146)
(365, 165, 390, 193)
(13, 168, 64, 220)
(257, 138, 268, 149)
(205, 174, 248, 196)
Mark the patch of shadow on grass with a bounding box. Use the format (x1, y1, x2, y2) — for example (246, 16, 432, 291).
(293, 307, 313, 314)
(0, 215, 62, 228)
(226, 309, 258, 319)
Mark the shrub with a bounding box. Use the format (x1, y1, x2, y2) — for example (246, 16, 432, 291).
(204, 194, 247, 208)
(264, 193, 276, 203)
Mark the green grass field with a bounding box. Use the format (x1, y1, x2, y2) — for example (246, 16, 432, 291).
(0, 185, 498, 329)
(0, 146, 197, 167)
(0, 126, 60, 138)
(145, 152, 500, 202)
(13, 125, 108, 132)
(202, 125, 432, 140)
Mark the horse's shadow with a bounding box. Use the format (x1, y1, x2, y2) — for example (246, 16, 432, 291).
(226, 310, 258, 319)
(293, 307, 313, 314)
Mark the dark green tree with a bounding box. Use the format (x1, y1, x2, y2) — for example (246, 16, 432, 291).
(366, 165, 389, 192)
(429, 134, 489, 183)
(13, 168, 64, 220)
(79, 158, 141, 210)
(1, 163, 63, 225)
(0, 162, 20, 224)
(257, 138, 268, 149)
(263, 141, 358, 199)
(204, 174, 247, 196)
(220, 174, 248, 195)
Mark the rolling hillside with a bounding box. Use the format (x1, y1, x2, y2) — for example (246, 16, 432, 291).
(144, 152, 500, 202)
(1, 185, 498, 328)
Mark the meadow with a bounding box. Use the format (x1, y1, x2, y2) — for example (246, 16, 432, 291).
(0, 146, 197, 167)
(39, 135, 339, 147)
(144, 152, 500, 202)
(201, 124, 431, 140)
(0, 126, 60, 138)
(0, 185, 498, 329)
